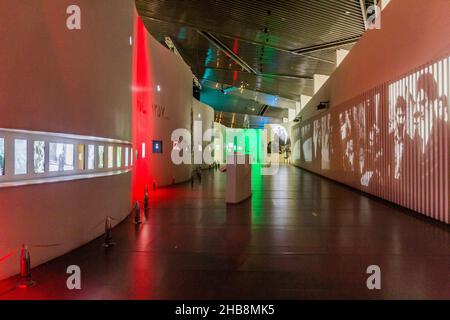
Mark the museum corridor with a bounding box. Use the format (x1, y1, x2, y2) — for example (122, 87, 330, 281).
(1, 0, 450, 306)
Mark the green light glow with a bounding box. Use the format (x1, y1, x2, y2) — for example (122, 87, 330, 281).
(223, 128, 265, 164)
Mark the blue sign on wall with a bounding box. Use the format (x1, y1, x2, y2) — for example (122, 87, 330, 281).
(152, 140, 163, 154)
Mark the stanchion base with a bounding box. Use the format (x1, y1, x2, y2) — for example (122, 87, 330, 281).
(103, 242, 116, 248)
(18, 279, 36, 289)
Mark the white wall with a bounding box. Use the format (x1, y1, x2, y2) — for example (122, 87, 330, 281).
(0, 0, 135, 280)
(214, 122, 227, 164)
(192, 99, 215, 169)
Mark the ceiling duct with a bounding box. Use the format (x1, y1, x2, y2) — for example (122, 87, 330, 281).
(259, 104, 269, 116)
(291, 36, 361, 55)
(197, 31, 258, 75)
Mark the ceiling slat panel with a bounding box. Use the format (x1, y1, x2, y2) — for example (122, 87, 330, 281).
(136, 0, 367, 125)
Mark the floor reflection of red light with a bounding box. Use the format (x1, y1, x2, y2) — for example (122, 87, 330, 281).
(130, 15, 157, 298)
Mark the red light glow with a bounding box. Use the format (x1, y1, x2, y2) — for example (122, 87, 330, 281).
(131, 15, 154, 203)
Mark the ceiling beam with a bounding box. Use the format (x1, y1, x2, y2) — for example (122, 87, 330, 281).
(204, 66, 313, 80)
(201, 79, 301, 103)
(290, 36, 361, 55)
(197, 31, 258, 75)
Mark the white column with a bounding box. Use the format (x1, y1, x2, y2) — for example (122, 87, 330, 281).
(336, 49, 349, 66)
(381, 0, 391, 10)
(300, 94, 312, 110)
(295, 101, 301, 115)
(288, 108, 296, 121)
(313, 74, 329, 94)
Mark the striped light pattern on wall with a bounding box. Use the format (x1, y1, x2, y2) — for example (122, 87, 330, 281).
(292, 55, 449, 224)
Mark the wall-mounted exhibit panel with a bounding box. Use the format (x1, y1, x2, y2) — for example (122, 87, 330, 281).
(0, 128, 133, 188)
(293, 55, 449, 224)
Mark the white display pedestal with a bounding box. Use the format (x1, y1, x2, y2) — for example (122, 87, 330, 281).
(226, 154, 252, 204)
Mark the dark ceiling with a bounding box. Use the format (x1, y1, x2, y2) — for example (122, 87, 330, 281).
(136, 0, 372, 128)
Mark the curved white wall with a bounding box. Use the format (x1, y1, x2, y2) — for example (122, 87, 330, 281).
(131, 19, 194, 201)
(0, 0, 135, 280)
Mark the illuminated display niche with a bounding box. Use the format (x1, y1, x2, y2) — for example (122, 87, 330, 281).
(0, 128, 133, 188)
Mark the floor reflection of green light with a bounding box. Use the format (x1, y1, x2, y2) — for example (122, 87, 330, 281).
(221, 128, 265, 223)
(251, 163, 263, 224)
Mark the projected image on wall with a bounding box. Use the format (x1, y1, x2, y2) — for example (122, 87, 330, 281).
(298, 57, 449, 199)
(301, 124, 312, 162)
(313, 120, 321, 161)
(14, 139, 27, 175)
(389, 59, 449, 181)
(0, 138, 4, 176)
(321, 114, 331, 170)
(34, 141, 45, 174)
(339, 110, 354, 172)
(291, 126, 301, 163)
(49, 143, 74, 172)
(335, 93, 383, 187)
(359, 94, 382, 187)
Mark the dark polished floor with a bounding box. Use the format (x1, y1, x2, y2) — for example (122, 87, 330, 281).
(1, 165, 449, 299)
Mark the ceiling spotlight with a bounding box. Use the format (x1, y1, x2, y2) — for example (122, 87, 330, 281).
(157, 85, 161, 92)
